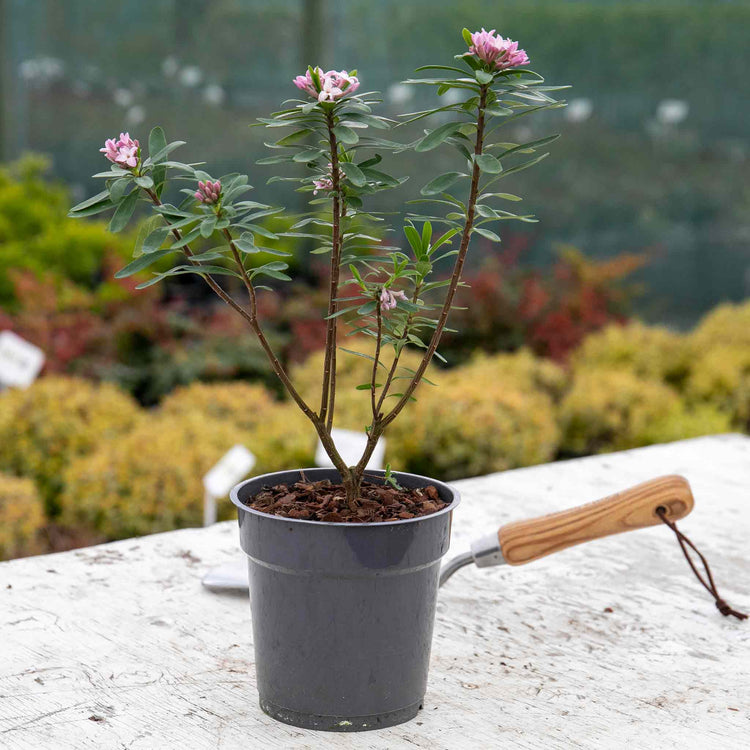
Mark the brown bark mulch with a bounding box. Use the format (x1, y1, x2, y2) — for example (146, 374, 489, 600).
(245, 478, 448, 523)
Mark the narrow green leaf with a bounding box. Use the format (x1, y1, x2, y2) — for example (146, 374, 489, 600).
(461, 28, 473, 46)
(415, 122, 462, 152)
(340, 161, 366, 187)
(109, 178, 132, 203)
(403, 225, 422, 256)
(475, 70, 494, 85)
(420, 172, 465, 196)
(149, 127, 168, 197)
(293, 148, 325, 163)
(333, 125, 359, 145)
(70, 190, 110, 213)
(115, 247, 175, 278)
(108, 189, 139, 233)
(134, 175, 154, 189)
(200, 216, 217, 238)
(142, 227, 170, 254)
(473, 226, 502, 242)
(474, 153, 503, 174)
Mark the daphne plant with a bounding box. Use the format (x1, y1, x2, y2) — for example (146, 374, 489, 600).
(69, 27, 567, 508)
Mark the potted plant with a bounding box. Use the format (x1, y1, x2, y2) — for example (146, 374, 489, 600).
(70, 27, 565, 731)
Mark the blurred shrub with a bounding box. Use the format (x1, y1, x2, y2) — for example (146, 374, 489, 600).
(387, 366, 560, 480)
(572, 322, 694, 389)
(0, 473, 45, 560)
(160, 381, 314, 472)
(685, 346, 750, 430)
(292, 341, 437, 432)
(690, 300, 750, 352)
(0, 156, 131, 308)
(446, 245, 646, 363)
(455, 348, 568, 401)
(0, 376, 141, 513)
(60, 412, 249, 538)
(558, 369, 730, 455)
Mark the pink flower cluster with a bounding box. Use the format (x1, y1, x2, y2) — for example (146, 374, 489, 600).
(293, 67, 360, 103)
(195, 179, 222, 205)
(468, 28, 529, 70)
(100, 132, 140, 169)
(313, 162, 338, 195)
(379, 287, 408, 312)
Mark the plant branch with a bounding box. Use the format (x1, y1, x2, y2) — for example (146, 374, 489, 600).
(370, 302, 383, 420)
(320, 112, 343, 429)
(381, 84, 489, 428)
(375, 281, 423, 415)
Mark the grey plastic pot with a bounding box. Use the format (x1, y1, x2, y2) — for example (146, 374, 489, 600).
(229, 467, 460, 732)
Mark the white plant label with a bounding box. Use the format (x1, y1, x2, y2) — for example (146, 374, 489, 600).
(203, 444, 256, 498)
(0, 331, 45, 389)
(315, 428, 386, 472)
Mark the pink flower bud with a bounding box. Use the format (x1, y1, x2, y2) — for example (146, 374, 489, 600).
(293, 67, 360, 102)
(379, 288, 407, 312)
(195, 178, 222, 205)
(100, 132, 140, 169)
(467, 29, 529, 70)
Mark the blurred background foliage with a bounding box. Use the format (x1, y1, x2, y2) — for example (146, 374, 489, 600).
(2, 0, 748, 326)
(2, 299, 749, 558)
(0, 0, 748, 558)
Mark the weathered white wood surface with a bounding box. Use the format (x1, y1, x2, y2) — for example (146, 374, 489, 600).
(1, 435, 749, 749)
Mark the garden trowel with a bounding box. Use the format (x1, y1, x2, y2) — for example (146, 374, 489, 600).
(202, 475, 695, 593)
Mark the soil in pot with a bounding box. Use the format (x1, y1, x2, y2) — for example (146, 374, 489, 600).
(245, 478, 448, 523)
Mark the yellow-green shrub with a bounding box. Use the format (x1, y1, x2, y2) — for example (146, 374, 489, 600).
(572, 323, 693, 388)
(0, 376, 141, 511)
(0, 473, 45, 560)
(292, 341, 438, 431)
(387, 374, 560, 480)
(558, 369, 729, 455)
(61, 412, 251, 538)
(159, 381, 315, 472)
(691, 300, 750, 352)
(685, 345, 750, 429)
(451, 349, 568, 400)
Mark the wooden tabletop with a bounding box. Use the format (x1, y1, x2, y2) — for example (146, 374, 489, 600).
(1, 435, 748, 748)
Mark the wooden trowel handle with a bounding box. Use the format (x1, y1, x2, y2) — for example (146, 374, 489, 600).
(497, 475, 694, 566)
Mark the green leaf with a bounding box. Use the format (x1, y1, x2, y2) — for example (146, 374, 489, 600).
(415, 122, 462, 152)
(256, 154, 295, 165)
(474, 153, 503, 174)
(274, 129, 313, 146)
(134, 175, 154, 189)
(461, 28, 473, 46)
(355, 383, 379, 391)
(333, 125, 359, 145)
(403, 225, 423, 257)
(421, 221, 433, 250)
(115, 247, 175, 278)
(142, 226, 170, 254)
(200, 216, 217, 238)
(340, 161, 366, 187)
(235, 236, 258, 253)
(473, 226, 502, 242)
(482, 192, 523, 202)
(293, 148, 325, 163)
(485, 103, 513, 117)
(339, 347, 387, 368)
(149, 127, 168, 197)
(420, 172, 465, 196)
(475, 70, 494, 85)
(109, 178, 132, 203)
(108, 189, 139, 233)
(171, 227, 201, 249)
(70, 190, 110, 214)
(67, 199, 115, 218)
